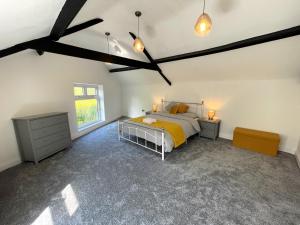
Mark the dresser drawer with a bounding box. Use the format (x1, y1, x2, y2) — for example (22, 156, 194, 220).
(35, 138, 70, 160)
(31, 123, 69, 140)
(30, 114, 68, 130)
(200, 121, 215, 130)
(33, 131, 70, 149)
(200, 129, 216, 139)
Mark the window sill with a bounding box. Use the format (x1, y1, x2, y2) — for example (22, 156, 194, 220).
(77, 120, 105, 132)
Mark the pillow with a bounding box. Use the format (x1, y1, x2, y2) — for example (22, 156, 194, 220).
(177, 103, 189, 113)
(169, 104, 179, 114)
(164, 102, 175, 112)
(180, 112, 199, 119)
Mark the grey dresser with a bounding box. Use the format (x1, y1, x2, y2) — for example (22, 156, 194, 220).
(13, 112, 71, 164)
(199, 118, 221, 140)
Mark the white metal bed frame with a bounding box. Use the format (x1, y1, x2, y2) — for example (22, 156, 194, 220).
(118, 100, 204, 160)
(118, 121, 166, 160)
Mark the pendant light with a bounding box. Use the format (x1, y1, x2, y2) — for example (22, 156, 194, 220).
(194, 0, 212, 36)
(133, 11, 145, 53)
(105, 32, 112, 65)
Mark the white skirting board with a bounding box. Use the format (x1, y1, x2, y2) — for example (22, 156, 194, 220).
(296, 150, 300, 169)
(296, 157, 300, 168)
(0, 159, 21, 172)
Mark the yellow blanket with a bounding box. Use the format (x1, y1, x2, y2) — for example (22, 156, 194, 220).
(130, 117, 186, 148)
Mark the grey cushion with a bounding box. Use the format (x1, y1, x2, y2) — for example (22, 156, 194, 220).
(164, 102, 176, 112)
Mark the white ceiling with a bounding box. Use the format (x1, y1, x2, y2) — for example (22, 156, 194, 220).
(1, 0, 300, 71)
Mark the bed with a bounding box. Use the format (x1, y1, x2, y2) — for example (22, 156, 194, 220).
(118, 101, 203, 160)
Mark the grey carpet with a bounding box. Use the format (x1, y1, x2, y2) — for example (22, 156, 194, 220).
(0, 122, 300, 225)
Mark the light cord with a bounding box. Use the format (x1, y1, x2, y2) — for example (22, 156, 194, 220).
(203, 0, 206, 14)
(138, 16, 140, 38)
(106, 35, 110, 54)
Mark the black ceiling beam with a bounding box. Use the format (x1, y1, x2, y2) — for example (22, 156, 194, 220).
(110, 25, 300, 73)
(0, 38, 49, 58)
(50, 0, 87, 41)
(61, 18, 103, 37)
(110, 66, 138, 73)
(0, 44, 28, 58)
(0, 18, 103, 59)
(30, 41, 157, 70)
(129, 32, 171, 86)
(36, 18, 103, 56)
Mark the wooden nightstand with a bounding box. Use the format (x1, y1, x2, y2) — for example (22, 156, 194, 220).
(198, 118, 221, 140)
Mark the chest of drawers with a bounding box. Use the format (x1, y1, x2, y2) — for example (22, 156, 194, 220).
(13, 112, 71, 164)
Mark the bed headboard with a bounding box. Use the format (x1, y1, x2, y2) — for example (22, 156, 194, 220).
(161, 100, 204, 117)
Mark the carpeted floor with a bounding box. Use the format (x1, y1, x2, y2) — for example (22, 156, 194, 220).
(0, 121, 300, 225)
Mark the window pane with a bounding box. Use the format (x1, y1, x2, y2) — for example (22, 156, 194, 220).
(87, 87, 97, 96)
(74, 87, 84, 96)
(75, 99, 99, 127)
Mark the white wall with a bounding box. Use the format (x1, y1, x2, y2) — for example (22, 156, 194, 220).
(0, 51, 121, 171)
(119, 37, 300, 155)
(121, 79, 300, 154)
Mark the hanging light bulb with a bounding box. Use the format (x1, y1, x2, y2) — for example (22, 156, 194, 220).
(194, 0, 212, 36)
(133, 11, 145, 53)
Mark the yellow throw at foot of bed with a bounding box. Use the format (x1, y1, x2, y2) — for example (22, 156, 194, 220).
(130, 117, 186, 148)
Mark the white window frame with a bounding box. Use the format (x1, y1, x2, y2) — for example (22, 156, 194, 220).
(74, 83, 102, 130)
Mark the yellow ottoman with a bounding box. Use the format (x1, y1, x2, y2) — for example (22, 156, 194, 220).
(233, 127, 280, 156)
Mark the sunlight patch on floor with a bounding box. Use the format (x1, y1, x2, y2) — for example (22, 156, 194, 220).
(61, 184, 79, 216)
(31, 207, 53, 225)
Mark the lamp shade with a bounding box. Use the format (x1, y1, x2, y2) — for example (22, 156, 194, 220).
(208, 110, 216, 120)
(194, 13, 212, 36)
(133, 37, 145, 53)
(152, 104, 158, 112)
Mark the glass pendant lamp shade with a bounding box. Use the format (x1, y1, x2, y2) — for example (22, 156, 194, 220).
(133, 11, 145, 53)
(194, 13, 212, 36)
(133, 37, 145, 53)
(194, 0, 212, 36)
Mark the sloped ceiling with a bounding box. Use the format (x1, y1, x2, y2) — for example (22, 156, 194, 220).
(0, 0, 65, 49)
(1, 0, 300, 76)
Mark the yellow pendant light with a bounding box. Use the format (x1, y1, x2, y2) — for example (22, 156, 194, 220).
(194, 0, 212, 36)
(133, 11, 145, 53)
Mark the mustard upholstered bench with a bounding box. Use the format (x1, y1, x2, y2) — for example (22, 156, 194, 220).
(233, 127, 280, 156)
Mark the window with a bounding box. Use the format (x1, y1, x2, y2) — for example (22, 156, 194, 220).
(73, 83, 104, 129)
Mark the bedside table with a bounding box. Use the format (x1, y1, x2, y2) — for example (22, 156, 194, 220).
(198, 118, 221, 140)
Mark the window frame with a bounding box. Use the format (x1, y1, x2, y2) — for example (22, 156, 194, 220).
(73, 83, 101, 130)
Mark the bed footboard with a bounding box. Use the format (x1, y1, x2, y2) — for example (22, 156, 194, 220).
(118, 120, 165, 160)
